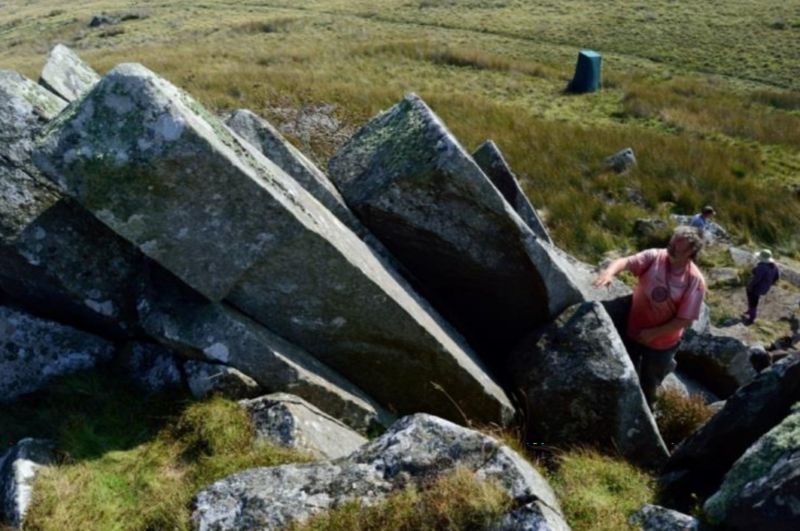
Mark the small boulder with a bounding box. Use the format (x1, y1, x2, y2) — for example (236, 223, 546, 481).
(39, 44, 100, 102)
(88, 14, 117, 28)
(604, 147, 636, 174)
(240, 393, 367, 460)
(490, 501, 573, 531)
(0, 438, 56, 529)
(676, 327, 757, 397)
(121, 342, 183, 393)
(629, 504, 699, 531)
(184, 360, 261, 400)
(659, 371, 719, 405)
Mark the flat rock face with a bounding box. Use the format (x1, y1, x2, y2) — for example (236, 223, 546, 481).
(509, 301, 668, 469)
(472, 139, 553, 244)
(660, 355, 800, 511)
(35, 64, 513, 426)
(184, 360, 262, 400)
(137, 263, 393, 434)
(0, 438, 56, 529)
(39, 44, 100, 102)
(192, 414, 565, 531)
(240, 393, 367, 460)
(0, 305, 116, 402)
(704, 405, 800, 531)
(0, 69, 141, 338)
(629, 504, 699, 531)
(328, 93, 583, 365)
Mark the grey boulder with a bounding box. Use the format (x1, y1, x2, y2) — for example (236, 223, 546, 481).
(240, 393, 367, 460)
(121, 342, 183, 393)
(0, 305, 116, 402)
(660, 354, 800, 511)
(39, 44, 100, 102)
(490, 502, 572, 531)
(676, 327, 757, 397)
(659, 371, 719, 405)
(192, 413, 566, 531)
(328, 93, 584, 365)
(704, 404, 800, 531)
(34, 64, 513, 426)
(604, 147, 637, 174)
(472, 139, 552, 244)
(629, 504, 699, 531)
(509, 301, 668, 469)
(0, 438, 56, 529)
(184, 360, 261, 400)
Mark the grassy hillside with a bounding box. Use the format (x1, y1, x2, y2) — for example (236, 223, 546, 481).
(2, 0, 799, 260)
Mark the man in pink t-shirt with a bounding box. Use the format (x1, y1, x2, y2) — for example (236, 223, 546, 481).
(594, 226, 707, 407)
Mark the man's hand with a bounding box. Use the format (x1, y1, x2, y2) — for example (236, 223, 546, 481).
(592, 271, 615, 289)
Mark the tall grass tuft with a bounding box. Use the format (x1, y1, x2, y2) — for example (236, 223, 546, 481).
(654, 388, 715, 449)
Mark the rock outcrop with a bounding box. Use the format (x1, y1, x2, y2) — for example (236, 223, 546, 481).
(184, 360, 262, 400)
(240, 393, 367, 459)
(192, 414, 569, 531)
(0, 438, 56, 528)
(34, 64, 514, 426)
(509, 301, 668, 469)
(38, 44, 99, 102)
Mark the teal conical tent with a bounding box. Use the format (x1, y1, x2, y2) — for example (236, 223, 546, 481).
(567, 50, 602, 93)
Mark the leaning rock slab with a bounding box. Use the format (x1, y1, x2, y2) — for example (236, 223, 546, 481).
(629, 504, 699, 531)
(240, 393, 367, 460)
(704, 404, 800, 531)
(0, 306, 116, 402)
(184, 360, 262, 400)
(509, 301, 668, 469)
(328, 93, 584, 364)
(660, 354, 800, 511)
(35, 63, 513, 426)
(137, 264, 393, 434)
(192, 414, 566, 531)
(472, 139, 552, 244)
(38, 44, 100, 102)
(0, 438, 56, 528)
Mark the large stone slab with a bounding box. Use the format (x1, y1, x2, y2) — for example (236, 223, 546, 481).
(676, 327, 757, 397)
(192, 414, 567, 531)
(509, 301, 669, 469)
(0, 69, 142, 338)
(704, 404, 800, 531)
(659, 354, 800, 511)
(35, 63, 513, 426)
(136, 263, 393, 434)
(472, 139, 552, 244)
(38, 44, 100, 103)
(0, 305, 116, 402)
(0, 438, 56, 529)
(328, 93, 584, 365)
(240, 393, 367, 460)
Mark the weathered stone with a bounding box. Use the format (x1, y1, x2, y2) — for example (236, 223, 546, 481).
(136, 263, 394, 434)
(192, 414, 564, 531)
(0, 438, 56, 529)
(0, 69, 142, 338)
(0, 305, 116, 402)
(659, 371, 719, 405)
(472, 139, 552, 244)
(509, 301, 669, 469)
(89, 14, 117, 28)
(35, 64, 513, 426)
(184, 360, 261, 400)
(629, 504, 699, 531)
(730, 246, 800, 290)
(676, 327, 757, 397)
(660, 355, 800, 511)
(604, 147, 637, 174)
(705, 267, 740, 287)
(121, 342, 183, 393)
(328, 93, 584, 366)
(39, 44, 100, 102)
(240, 393, 367, 460)
(555, 250, 632, 302)
(490, 501, 572, 531)
(704, 404, 800, 531)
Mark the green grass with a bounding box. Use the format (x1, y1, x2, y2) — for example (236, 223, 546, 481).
(654, 388, 715, 449)
(0, 368, 311, 531)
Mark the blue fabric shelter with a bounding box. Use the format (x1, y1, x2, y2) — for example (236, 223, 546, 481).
(567, 50, 602, 93)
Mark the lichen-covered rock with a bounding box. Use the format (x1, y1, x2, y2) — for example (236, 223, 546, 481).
(0, 69, 142, 339)
(0, 305, 116, 402)
(604, 147, 637, 174)
(472, 139, 552, 244)
(704, 405, 800, 531)
(509, 301, 669, 469)
(121, 342, 183, 393)
(0, 438, 56, 529)
(39, 44, 100, 102)
(328, 93, 584, 366)
(192, 414, 565, 531)
(240, 393, 367, 459)
(660, 355, 800, 511)
(184, 360, 261, 400)
(676, 327, 757, 397)
(629, 504, 699, 531)
(490, 501, 572, 531)
(35, 64, 513, 426)
(137, 263, 393, 434)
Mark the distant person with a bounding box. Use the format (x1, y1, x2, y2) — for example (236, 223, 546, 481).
(593, 226, 707, 407)
(690, 206, 716, 236)
(742, 249, 780, 325)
